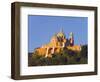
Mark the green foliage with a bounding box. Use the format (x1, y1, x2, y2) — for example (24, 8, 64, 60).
(28, 45, 88, 66)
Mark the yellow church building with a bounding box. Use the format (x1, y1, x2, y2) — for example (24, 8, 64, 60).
(33, 29, 81, 58)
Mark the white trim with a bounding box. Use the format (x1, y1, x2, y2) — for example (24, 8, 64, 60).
(20, 6, 95, 75)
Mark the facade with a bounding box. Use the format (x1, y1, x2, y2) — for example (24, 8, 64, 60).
(33, 29, 81, 57)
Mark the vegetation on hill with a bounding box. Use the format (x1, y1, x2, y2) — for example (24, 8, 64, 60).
(28, 45, 88, 66)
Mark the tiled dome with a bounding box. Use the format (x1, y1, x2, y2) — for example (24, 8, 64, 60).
(57, 32, 65, 38)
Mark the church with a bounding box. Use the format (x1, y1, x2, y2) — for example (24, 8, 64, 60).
(33, 29, 81, 58)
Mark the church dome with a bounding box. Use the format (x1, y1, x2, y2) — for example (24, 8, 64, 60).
(57, 28, 66, 38)
(57, 32, 66, 38)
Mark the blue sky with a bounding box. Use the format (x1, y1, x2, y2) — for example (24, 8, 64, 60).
(28, 15, 88, 52)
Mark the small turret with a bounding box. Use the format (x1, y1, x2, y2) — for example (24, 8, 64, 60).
(69, 32, 74, 46)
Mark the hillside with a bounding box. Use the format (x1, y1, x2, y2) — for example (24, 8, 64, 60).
(28, 45, 87, 66)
